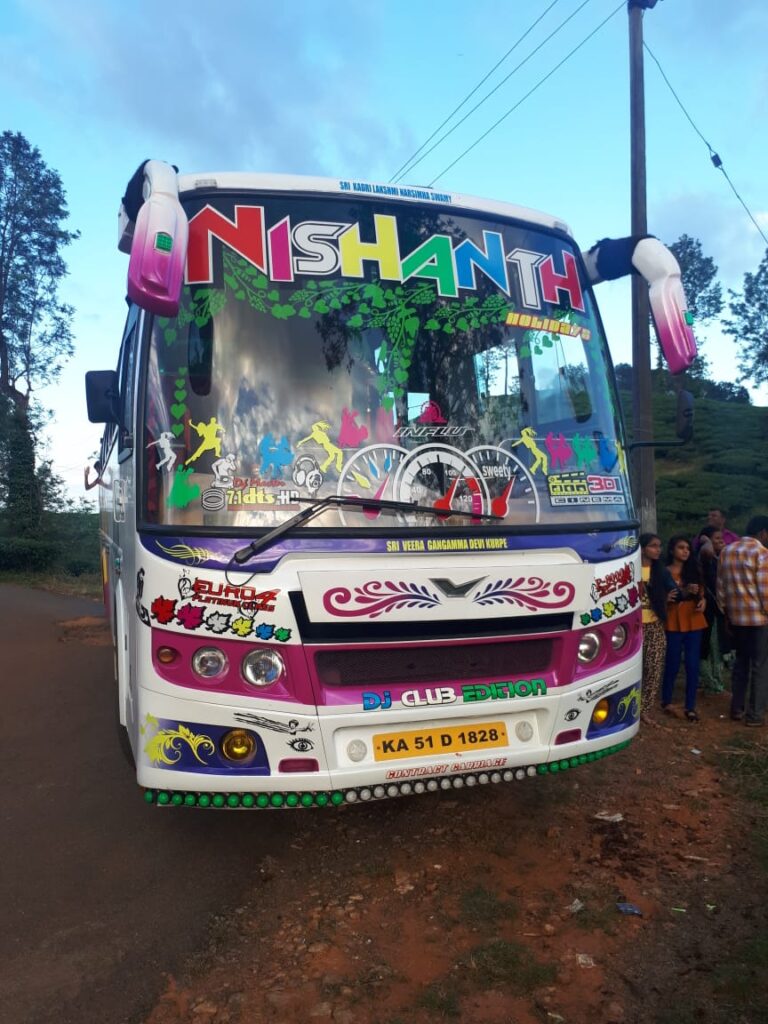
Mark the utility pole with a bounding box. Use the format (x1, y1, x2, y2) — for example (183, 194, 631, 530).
(628, 0, 657, 532)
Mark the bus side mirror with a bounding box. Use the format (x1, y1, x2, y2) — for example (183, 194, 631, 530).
(631, 238, 697, 375)
(85, 370, 120, 423)
(122, 161, 188, 317)
(676, 389, 694, 442)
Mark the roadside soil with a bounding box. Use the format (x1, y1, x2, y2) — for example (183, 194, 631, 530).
(138, 690, 768, 1024)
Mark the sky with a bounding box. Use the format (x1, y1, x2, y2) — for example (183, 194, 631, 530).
(3, 0, 767, 499)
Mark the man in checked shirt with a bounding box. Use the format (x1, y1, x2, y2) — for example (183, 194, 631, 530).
(717, 515, 768, 726)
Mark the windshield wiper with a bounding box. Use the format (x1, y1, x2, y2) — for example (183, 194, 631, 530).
(232, 494, 502, 564)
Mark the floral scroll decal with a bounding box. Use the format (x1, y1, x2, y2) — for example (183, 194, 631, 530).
(144, 723, 215, 766)
(617, 686, 641, 721)
(323, 581, 442, 618)
(471, 577, 575, 610)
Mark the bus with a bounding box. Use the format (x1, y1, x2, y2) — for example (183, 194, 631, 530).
(85, 160, 696, 810)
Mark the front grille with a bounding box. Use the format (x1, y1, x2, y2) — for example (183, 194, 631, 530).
(289, 591, 570, 643)
(314, 638, 552, 688)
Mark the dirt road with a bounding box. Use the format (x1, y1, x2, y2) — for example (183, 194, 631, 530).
(4, 583, 767, 1024)
(0, 584, 296, 1024)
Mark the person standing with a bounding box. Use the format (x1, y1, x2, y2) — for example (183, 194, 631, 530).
(717, 515, 768, 726)
(639, 533, 673, 724)
(706, 508, 740, 546)
(661, 536, 708, 722)
(697, 525, 727, 693)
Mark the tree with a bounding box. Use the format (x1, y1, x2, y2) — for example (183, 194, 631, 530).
(0, 132, 78, 533)
(722, 247, 768, 386)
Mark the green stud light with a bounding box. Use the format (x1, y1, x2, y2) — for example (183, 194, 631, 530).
(198, 794, 211, 807)
(331, 791, 344, 806)
(184, 794, 197, 806)
(144, 790, 155, 803)
(171, 793, 184, 806)
(315, 793, 329, 806)
(212, 794, 226, 808)
(286, 793, 299, 807)
(559, 760, 570, 770)
(242, 794, 255, 808)
(157, 791, 171, 805)
(537, 764, 548, 775)
(550, 763, 559, 773)
(227, 794, 240, 808)
(256, 794, 269, 808)
(579, 755, 587, 764)
(270, 793, 284, 807)
(301, 793, 314, 807)
(570, 757, 580, 768)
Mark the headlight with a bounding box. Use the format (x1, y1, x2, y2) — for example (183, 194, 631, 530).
(610, 623, 628, 650)
(592, 698, 610, 725)
(577, 631, 601, 663)
(242, 648, 285, 687)
(221, 728, 257, 761)
(192, 646, 228, 680)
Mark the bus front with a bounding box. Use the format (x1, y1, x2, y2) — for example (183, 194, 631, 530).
(119, 172, 644, 807)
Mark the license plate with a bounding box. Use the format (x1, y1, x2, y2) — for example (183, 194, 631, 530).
(373, 722, 508, 761)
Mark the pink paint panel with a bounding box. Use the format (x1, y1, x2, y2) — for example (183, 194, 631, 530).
(150, 626, 315, 704)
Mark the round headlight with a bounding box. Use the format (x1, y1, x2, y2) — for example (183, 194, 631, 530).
(577, 631, 601, 663)
(221, 728, 257, 761)
(592, 698, 610, 725)
(242, 648, 285, 687)
(192, 646, 228, 680)
(610, 623, 628, 650)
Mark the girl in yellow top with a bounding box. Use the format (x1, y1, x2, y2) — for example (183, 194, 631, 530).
(661, 535, 708, 722)
(640, 533, 674, 723)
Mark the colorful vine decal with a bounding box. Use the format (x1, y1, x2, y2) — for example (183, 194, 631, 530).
(158, 254, 516, 412)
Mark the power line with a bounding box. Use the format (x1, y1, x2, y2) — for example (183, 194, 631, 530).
(392, 0, 595, 185)
(644, 41, 768, 249)
(428, 0, 624, 186)
(389, 0, 563, 183)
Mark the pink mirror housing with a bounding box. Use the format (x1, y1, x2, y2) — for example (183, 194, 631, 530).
(122, 161, 188, 317)
(631, 238, 697, 375)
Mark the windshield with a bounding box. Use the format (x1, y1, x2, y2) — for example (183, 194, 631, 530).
(142, 192, 632, 530)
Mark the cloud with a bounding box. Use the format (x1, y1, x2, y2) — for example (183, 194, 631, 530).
(651, 189, 767, 286)
(2, 0, 403, 178)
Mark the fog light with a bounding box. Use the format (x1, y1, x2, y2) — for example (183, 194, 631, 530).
(221, 728, 256, 761)
(577, 631, 601, 663)
(346, 739, 367, 763)
(592, 698, 610, 725)
(157, 646, 179, 665)
(515, 720, 534, 742)
(610, 623, 628, 650)
(242, 648, 285, 687)
(192, 646, 228, 679)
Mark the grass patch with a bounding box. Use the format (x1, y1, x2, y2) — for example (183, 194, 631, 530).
(459, 884, 516, 927)
(717, 737, 768, 870)
(464, 939, 556, 993)
(0, 570, 103, 600)
(572, 899, 618, 934)
(416, 981, 461, 1018)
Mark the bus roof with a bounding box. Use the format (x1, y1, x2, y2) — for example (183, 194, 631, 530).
(176, 171, 572, 237)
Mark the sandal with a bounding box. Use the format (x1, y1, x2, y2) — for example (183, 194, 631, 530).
(685, 709, 700, 723)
